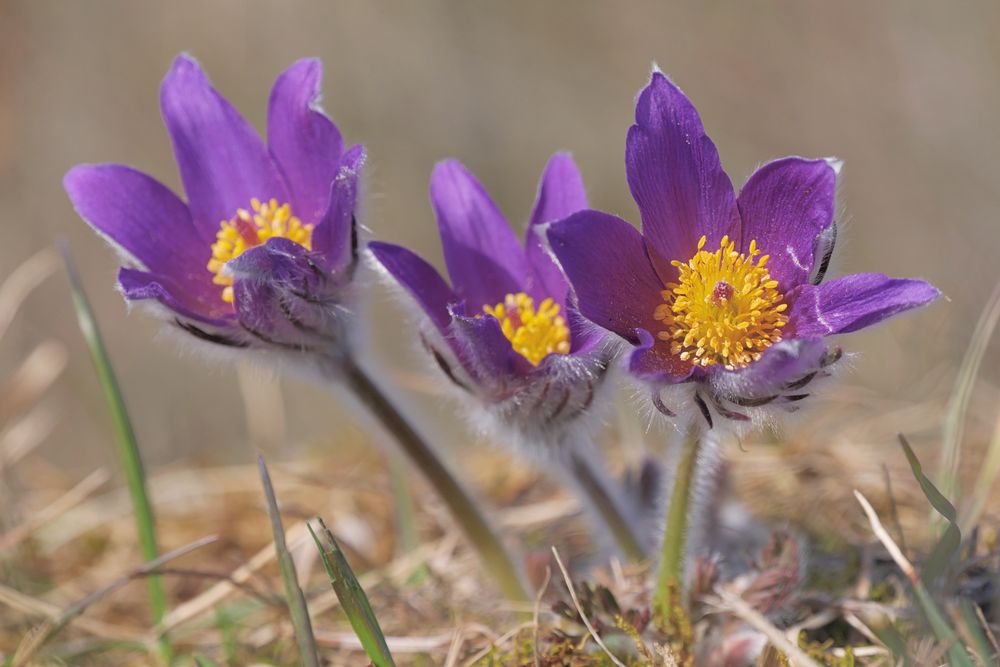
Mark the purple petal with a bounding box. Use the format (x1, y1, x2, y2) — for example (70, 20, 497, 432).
(63, 164, 230, 320)
(628, 328, 696, 384)
(626, 71, 739, 282)
(430, 160, 529, 309)
(712, 337, 828, 398)
(546, 210, 663, 343)
(313, 144, 365, 273)
(118, 267, 231, 325)
(369, 241, 455, 334)
(788, 273, 940, 337)
(65, 163, 208, 268)
(737, 157, 837, 290)
(450, 308, 518, 380)
(525, 153, 588, 304)
(267, 58, 344, 224)
(160, 54, 288, 234)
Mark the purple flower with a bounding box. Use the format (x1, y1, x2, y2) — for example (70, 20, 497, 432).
(64, 55, 364, 354)
(546, 71, 939, 423)
(369, 155, 612, 441)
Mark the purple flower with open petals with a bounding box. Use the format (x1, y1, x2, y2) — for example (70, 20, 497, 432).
(65, 54, 364, 356)
(370, 155, 613, 442)
(546, 70, 939, 425)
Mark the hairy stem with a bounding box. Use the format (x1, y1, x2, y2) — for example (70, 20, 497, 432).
(339, 356, 531, 604)
(652, 420, 703, 626)
(566, 446, 647, 562)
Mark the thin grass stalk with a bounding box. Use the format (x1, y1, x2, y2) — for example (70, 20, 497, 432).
(338, 355, 531, 604)
(961, 412, 1000, 534)
(386, 449, 428, 583)
(652, 420, 702, 629)
(309, 518, 396, 667)
(60, 245, 171, 664)
(256, 455, 320, 667)
(938, 283, 1000, 503)
(565, 444, 646, 562)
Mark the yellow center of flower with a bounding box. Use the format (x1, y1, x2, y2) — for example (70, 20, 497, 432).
(483, 292, 571, 366)
(206, 198, 313, 303)
(654, 235, 788, 370)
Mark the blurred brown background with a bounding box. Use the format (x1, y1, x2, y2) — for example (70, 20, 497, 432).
(0, 1, 997, 473)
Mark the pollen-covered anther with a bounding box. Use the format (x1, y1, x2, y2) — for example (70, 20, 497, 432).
(483, 292, 571, 367)
(654, 235, 788, 370)
(206, 198, 313, 303)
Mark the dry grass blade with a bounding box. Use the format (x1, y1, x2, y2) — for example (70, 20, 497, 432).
(0, 247, 58, 343)
(705, 589, 822, 667)
(0, 340, 67, 425)
(257, 455, 320, 667)
(312, 630, 453, 652)
(0, 467, 109, 550)
(853, 490, 917, 583)
(12, 535, 217, 666)
(939, 282, 1000, 502)
(550, 546, 626, 667)
(1, 403, 55, 468)
(459, 623, 530, 667)
(0, 583, 141, 640)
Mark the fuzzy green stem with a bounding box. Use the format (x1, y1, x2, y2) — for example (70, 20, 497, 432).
(340, 357, 531, 604)
(652, 420, 703, 626)
(567, 450, 647, 562)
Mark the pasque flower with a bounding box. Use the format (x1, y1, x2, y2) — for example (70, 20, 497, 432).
(64, 54, 364, 356)
(369, 155, 613, 442)
(370, 156, 651, 560)
(546, 70, 940, 425)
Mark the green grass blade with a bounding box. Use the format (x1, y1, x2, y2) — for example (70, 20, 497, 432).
(256, 455, 320, 667)
(956, 599, 994, 665)
(60, 245, 171, 662)
(911, 584, 975, 667)
(192, 654, 221, 667)
(309, 518, 396, 667)
(898, 434, 961, 586)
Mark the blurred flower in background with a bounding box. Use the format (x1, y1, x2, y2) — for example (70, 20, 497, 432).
(64, 55, 365, 358)
(370, 155, 612, 445)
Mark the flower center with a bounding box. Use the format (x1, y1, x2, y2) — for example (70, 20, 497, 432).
(653, 235, 788, 370)
(482, 292, 571, 366)
(206, 198, 313, 303)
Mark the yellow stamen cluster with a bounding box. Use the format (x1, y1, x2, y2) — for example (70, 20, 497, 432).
(207, 198, 313, 303)
(483, 292, 571, 366)
(654, 235, 787, 370)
